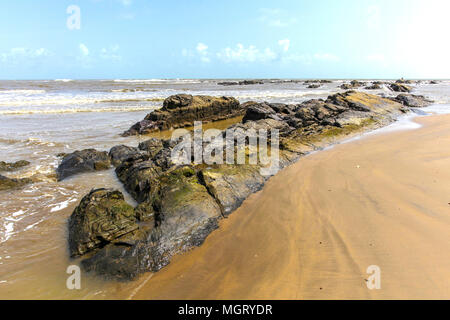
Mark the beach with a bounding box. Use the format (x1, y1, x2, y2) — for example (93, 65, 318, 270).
(129, 113, 450, 300)
(0, 80, 449, 299)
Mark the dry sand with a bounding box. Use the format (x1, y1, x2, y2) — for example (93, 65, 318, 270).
(130, 114, 450, 300)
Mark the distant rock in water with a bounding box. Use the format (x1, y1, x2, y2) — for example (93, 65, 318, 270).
(217, 80, 264, 86)
(0, 174, 32, 191)
(0, 160, 30, 172)
(393, 94, 433, 108)
(307, 84, 321, 89)
(365, 83, 382, 90)
(57, 149, 111, 181)
(122, 94, 245, 136)
(340, 80, 364, 90)
(68, 90, 409, 280)
(390, 83, 412, 92)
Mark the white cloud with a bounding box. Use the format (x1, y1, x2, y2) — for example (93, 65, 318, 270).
(100, 45, 121, 61)
(0, 47, 52, 63)
(196, 43, 208, 53)
(278, 39, 290, 52)
(196, 42, 210, 63)
(79, 43, 89, 56)
(217, 44, 277, 63)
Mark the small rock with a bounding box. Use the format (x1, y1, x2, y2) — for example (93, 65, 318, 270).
(57, 149, 111, 181)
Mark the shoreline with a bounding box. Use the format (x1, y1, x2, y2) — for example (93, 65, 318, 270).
(128, 112, 450, 299)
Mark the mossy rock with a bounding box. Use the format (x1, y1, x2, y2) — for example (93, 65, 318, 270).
(68, 188, 138, 257)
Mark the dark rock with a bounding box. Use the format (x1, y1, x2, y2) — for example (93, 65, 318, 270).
(57, 149, 111, 181)
(0, 174, 32, 191)
(365, 83, 382, 90)
(138, 138, 164, 158)
(307, 84, 321, 89)
(109, 145, 146, 167)
(238, 80, 264, 85)
(390, 83, 411, 92)
(122, 95, 245, 136)
(217, 81, 239, 86)
(68, 188, 138, 257)
(242, 102, 276, 122)
(393, 94, 433, 108)
(0, 160, 30, 172)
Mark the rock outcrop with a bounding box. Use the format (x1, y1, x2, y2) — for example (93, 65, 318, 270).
(0, 160, 30, 172)
(57, 149, 111, 181)
(0, 174, 32, 191)
(340, 80, 364, 90)
(68, 91, 407, 280)
(68, 188, 138, 257)
(122, 94, 245, 136)
(390, 83, 412, 92)
(393, 94, 433, 108)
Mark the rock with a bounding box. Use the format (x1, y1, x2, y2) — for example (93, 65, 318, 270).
(217, 81, 239, 86)
(238, 80, 264, 85)
(217, 80, 263, 86)
(396, 78, 413, 84)
(138, 138, 164, 158)
(393, 94, 433, 108)
(242, 102, 276, 122)
(307, 84, 321, 89)
(68, 188, 138, 257)
(57, 149, 111, 181)
(122, 95, 245, 136)
(0, 174, 32, 191)
(390, 83, 411, 92)
(0, 160, 30, 172)
(198, 165, 266, 215)
(69, 91, 406, 280)
(109, 145, 146, 167)
(429, 80, 439, 84)
(340, 80, 364, 90)
(365, 83, 382, 90)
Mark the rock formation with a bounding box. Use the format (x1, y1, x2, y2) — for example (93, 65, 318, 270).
(122, 94, 245, 136)
(0, 174, 32, 191)
(57, 149, 111, 181)
(66, 91, 410, 280)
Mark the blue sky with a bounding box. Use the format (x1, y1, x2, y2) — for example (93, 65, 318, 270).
(0, 0, 449, 79)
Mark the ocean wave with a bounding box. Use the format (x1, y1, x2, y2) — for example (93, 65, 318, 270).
(0, 105, 159, 115)
(0, 90, 46, 94)
(113, 79, 203, 84)
(54, 79, 73, 82)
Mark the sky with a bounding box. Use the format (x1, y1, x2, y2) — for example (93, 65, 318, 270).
(0, 0, 449, 79)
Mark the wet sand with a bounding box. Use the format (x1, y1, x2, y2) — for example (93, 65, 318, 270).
(130, 114, 450, 300)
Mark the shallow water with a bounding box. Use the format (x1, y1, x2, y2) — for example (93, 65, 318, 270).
(0, 79, 449, 299)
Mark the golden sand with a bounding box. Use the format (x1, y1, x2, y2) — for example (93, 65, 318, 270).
(130, 114, 450, 300)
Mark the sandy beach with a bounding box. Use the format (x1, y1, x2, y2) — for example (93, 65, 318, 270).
(127, 114, 450, 300)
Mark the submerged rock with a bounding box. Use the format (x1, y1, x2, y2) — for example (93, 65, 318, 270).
(68, 91, 406, 280)
(0, 160, 30, 172)
(122, 94, 245, 136)
(68, 188, 138, 257)
(57, 149, 111, 181)
(0, 174, 32, 191)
